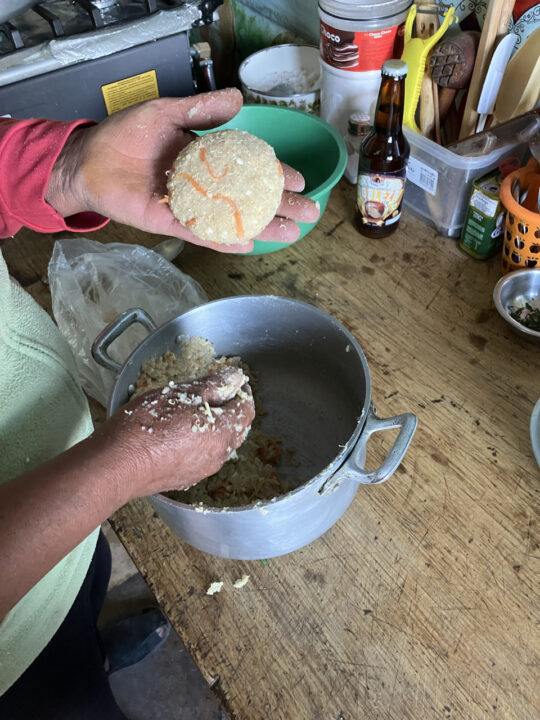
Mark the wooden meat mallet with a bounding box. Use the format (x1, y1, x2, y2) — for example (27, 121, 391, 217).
(429, 31, 480, 124)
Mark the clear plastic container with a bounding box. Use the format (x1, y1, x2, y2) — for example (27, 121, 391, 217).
(403, 118, 537, 238)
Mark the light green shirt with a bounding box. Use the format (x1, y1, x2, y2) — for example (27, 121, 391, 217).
(0, 249, 98, 695)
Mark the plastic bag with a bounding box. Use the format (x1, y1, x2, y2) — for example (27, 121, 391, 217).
(48, 237, 208, 407)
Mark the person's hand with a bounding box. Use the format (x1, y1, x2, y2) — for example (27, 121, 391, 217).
(96, 366, 255, 499)
(47, 88, 319, 253)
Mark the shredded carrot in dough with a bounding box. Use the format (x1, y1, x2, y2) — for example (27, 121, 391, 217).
(200, 147, 229, 179)
(175, 172, 244, 239)
(185, 217, 196, 227)
(277, 160, 283, 177)
(158, 195, 170, 204)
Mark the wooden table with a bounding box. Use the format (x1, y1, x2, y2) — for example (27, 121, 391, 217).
(3, 179, 539, 720)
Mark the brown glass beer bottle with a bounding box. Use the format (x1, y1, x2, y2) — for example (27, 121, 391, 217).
(355, 59, 409, 239)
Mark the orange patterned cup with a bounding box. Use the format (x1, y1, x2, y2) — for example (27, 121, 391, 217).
(500, 158, 540, 274)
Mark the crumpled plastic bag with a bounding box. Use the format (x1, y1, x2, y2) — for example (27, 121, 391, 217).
(48, 237, 208, 407)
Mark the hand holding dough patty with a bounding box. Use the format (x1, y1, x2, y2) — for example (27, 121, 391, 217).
(48, 89, 318, 251)
(167, 130, 284, 246)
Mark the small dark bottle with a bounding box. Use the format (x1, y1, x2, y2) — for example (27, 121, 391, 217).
(355, 59, 410, 239)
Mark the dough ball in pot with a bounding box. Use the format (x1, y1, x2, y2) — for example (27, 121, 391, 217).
(167, 130, 284, 246)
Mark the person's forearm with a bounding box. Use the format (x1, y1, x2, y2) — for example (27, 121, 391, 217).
(44, 124, 88, 218)
(0, 117, 108, 237)
(0, 431, 139, 619)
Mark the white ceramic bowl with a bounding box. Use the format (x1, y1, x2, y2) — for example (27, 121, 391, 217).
(238, 44, 320, 115)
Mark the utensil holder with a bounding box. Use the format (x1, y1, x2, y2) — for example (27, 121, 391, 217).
(500, 158, 540, 274)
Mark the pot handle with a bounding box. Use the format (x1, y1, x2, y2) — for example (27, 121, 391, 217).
(319, 404, 417, 495)
(91, 307, 158, 374)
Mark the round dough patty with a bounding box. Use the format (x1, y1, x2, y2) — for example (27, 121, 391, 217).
(167, 129, 284, 246)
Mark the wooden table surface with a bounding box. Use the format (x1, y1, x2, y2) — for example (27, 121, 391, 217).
(3, 179, 539, 720)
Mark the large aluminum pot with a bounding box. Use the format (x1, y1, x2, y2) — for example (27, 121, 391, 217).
(92, 296, 417, 559)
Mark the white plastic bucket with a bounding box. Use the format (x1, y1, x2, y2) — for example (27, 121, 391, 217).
(318, 0, 411, 135)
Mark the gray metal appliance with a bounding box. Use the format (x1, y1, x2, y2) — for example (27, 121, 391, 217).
(0, 0, 220, 120)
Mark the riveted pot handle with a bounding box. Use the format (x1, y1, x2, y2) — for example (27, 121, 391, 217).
(320, 404, 417, 495)
(91, 307, 158, 374)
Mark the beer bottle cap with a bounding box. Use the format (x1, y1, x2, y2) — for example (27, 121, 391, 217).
(381, 59, 408, 78)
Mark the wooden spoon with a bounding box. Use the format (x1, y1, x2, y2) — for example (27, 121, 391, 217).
(492, 26, 540, 126)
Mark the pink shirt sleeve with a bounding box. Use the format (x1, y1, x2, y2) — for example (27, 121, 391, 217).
(0, 118, 109, 238)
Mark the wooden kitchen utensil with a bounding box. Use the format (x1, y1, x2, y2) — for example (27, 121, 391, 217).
(416, 3, 440, 140)
(419, 72, 436, 137)
(429, 30, 479, 121)
(523, 174, 540, 213)
(442, 100, 461, 144)
(492, 25, 540, 126)
(415, 3, 440, 38)
(458, 0, 516, 139)
(432, 77, 441, 143)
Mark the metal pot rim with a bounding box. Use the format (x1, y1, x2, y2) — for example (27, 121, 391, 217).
(105, 295, 372, 415)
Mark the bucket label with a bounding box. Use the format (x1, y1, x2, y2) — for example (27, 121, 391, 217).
(320, 20, 403, 72)
(356, 170, 405, 227)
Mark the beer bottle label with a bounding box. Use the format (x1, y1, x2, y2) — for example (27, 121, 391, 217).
(356, 169, 406, 228)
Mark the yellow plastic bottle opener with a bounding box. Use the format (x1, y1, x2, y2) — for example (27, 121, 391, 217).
(401, 4, 457, 133)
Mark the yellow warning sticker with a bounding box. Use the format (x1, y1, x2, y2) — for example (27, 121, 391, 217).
(101, 70, 159, 115)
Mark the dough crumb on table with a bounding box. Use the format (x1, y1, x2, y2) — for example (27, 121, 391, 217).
(233, 575, 250, 589)
(206, 581, 224, 596)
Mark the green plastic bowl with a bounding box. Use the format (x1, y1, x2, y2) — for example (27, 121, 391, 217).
(200, 105, 347, 255)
